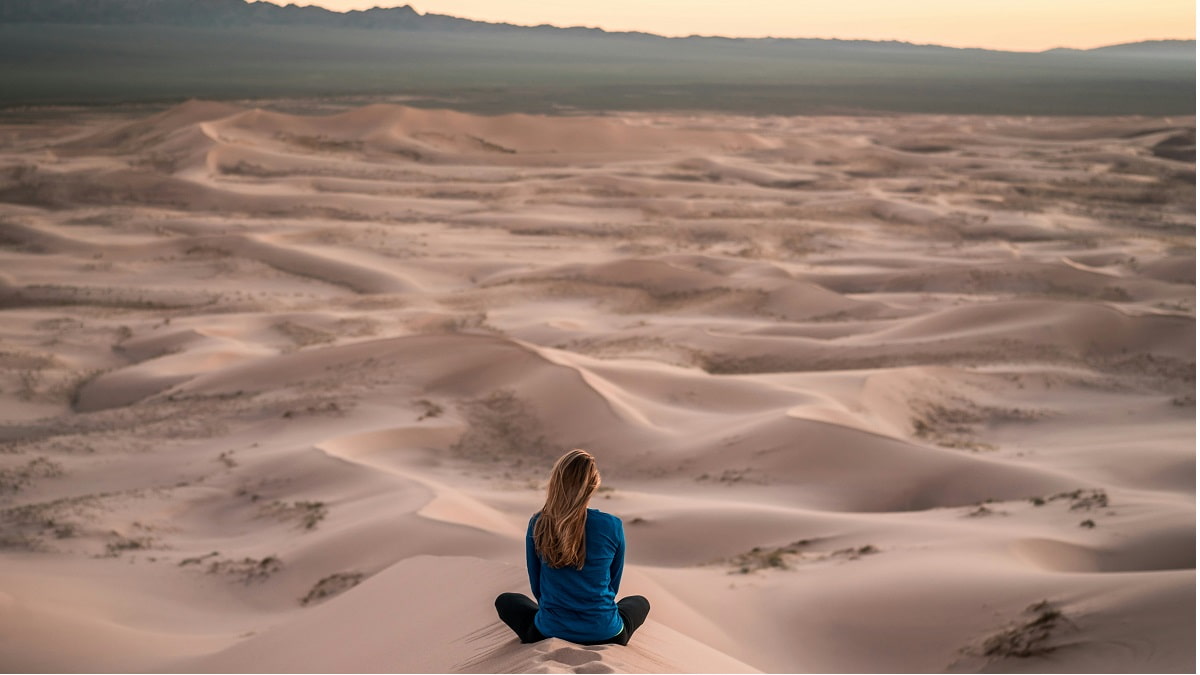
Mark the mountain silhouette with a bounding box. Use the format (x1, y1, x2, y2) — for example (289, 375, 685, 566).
(0, 0, 1193, 113)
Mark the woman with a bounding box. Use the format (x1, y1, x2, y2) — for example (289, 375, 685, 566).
(495, 449, 650, 646)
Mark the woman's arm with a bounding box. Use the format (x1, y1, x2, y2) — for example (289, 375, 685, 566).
(526, 514, 541, 601)
(609, 519, 625, 596)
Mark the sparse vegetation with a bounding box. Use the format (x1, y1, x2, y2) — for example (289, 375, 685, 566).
(1027, 488, 1111, 515)
(833, 545, 879, 560)
(206, 555, 283, 584)
(439, 311, 499, 334)
(16, 368, 42, 400)
(274, 320, 335, 349)
(300, 571, 365, 606)
(731, 542, 807, 573)
(0, 457, 64, 493)
(415, 399, 443, 421)
(235, 485, 263, 502)
(1099, 286, 1133, 302)
(1046, 489, 1109, 510)
(976, 600, 1072, 660)
(966, 504, 1000, 518)
(0, 532, 44, 551)
(179, 551, 221, 566)
(104, 534, 154, 556)
(281, 400, 343, 419)
(260, 500, 328, 530)
(695, 467, 764, 485)
(1063, 490, 1108, 511)
(450, 389, 559, 468)
(0, 493, 104, 550)
(728, 539, 876, 573)
(274, 132, 364, 154)
(912, 403, 990, 451)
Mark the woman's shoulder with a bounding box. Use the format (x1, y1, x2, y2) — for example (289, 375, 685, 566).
(586, 508, 623, 528)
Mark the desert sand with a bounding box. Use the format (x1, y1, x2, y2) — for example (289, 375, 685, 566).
(0, 100, 1194, 673)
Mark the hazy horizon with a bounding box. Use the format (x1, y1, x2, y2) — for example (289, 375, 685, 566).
(259, 0, 1196, 52)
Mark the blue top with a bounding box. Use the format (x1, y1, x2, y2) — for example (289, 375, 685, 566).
(527, 508, 625, 643)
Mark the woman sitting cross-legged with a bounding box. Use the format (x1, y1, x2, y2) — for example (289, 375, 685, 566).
(495, 449, 650, 646)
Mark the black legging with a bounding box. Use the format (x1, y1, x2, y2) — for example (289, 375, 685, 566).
(494, 593, 650, 646)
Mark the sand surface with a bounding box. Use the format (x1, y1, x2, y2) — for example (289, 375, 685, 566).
(0, 101, 1194, 673)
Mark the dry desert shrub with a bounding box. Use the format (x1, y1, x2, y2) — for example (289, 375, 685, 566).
(910, 397, 1044, 452)
(694, 467, 766, 486)
(728, 540, 813, 573)
(104, 533, 155, 557)
(260, 499, 328, 530)
(1060, 489, 1109, 511)
(0, 493, 104, 548)
(965, 504, 1002, 518)
(414, 398, 444, 421)
(16, 368, 42, 400)
(1028, 488, 1110, 511)
(274, 320, 336, 349)
(443, 311, 499, 334)
(221, 160, 279, 178)
(0, 456, 64, 493)
(300, 572, 365, 606)
(205, 555, 283, 584)
(0, 350, 60, 401)
(727, 540, 878, 573)
(179, 551, 221, 567)
(279, 399, 347, 419)
(274, 132, 364, 154)
(507, 222, 625, 239)
(979, 600, 1073, 659)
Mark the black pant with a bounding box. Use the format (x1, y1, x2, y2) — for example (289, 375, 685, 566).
(494, 593, 650, 646)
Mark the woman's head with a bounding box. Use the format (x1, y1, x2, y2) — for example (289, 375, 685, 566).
(533, 449, 600, 569)
(548, 448, 600, 501)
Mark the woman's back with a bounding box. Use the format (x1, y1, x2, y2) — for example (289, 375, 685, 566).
(527, 508, 625, 643)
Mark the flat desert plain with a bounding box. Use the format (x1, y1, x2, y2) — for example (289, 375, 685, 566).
(0, 101, 1194, 673)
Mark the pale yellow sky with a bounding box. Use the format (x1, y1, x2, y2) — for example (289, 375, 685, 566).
(261, 0, 1195, 51)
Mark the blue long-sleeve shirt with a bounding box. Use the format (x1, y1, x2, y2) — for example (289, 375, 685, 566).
(526, 508, 625, 643)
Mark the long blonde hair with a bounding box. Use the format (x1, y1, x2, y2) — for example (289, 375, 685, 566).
(534, 449, 601, 570)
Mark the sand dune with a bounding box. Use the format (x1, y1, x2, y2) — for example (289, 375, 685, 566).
(0, 101, 1193, 672)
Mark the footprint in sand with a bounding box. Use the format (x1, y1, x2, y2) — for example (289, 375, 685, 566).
(539, 646, 614, 673)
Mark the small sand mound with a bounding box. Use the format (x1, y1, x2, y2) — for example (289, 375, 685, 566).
(57, 99, 245, 154)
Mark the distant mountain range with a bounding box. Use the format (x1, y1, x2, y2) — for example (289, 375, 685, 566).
(1, 0, 488, 33)
(2, 0, 1193, 54)
(0, 0, 1193, 114)
(1043, 39, 1195, 57)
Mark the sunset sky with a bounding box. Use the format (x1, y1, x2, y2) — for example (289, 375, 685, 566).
(260, 0, 1195, 52)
